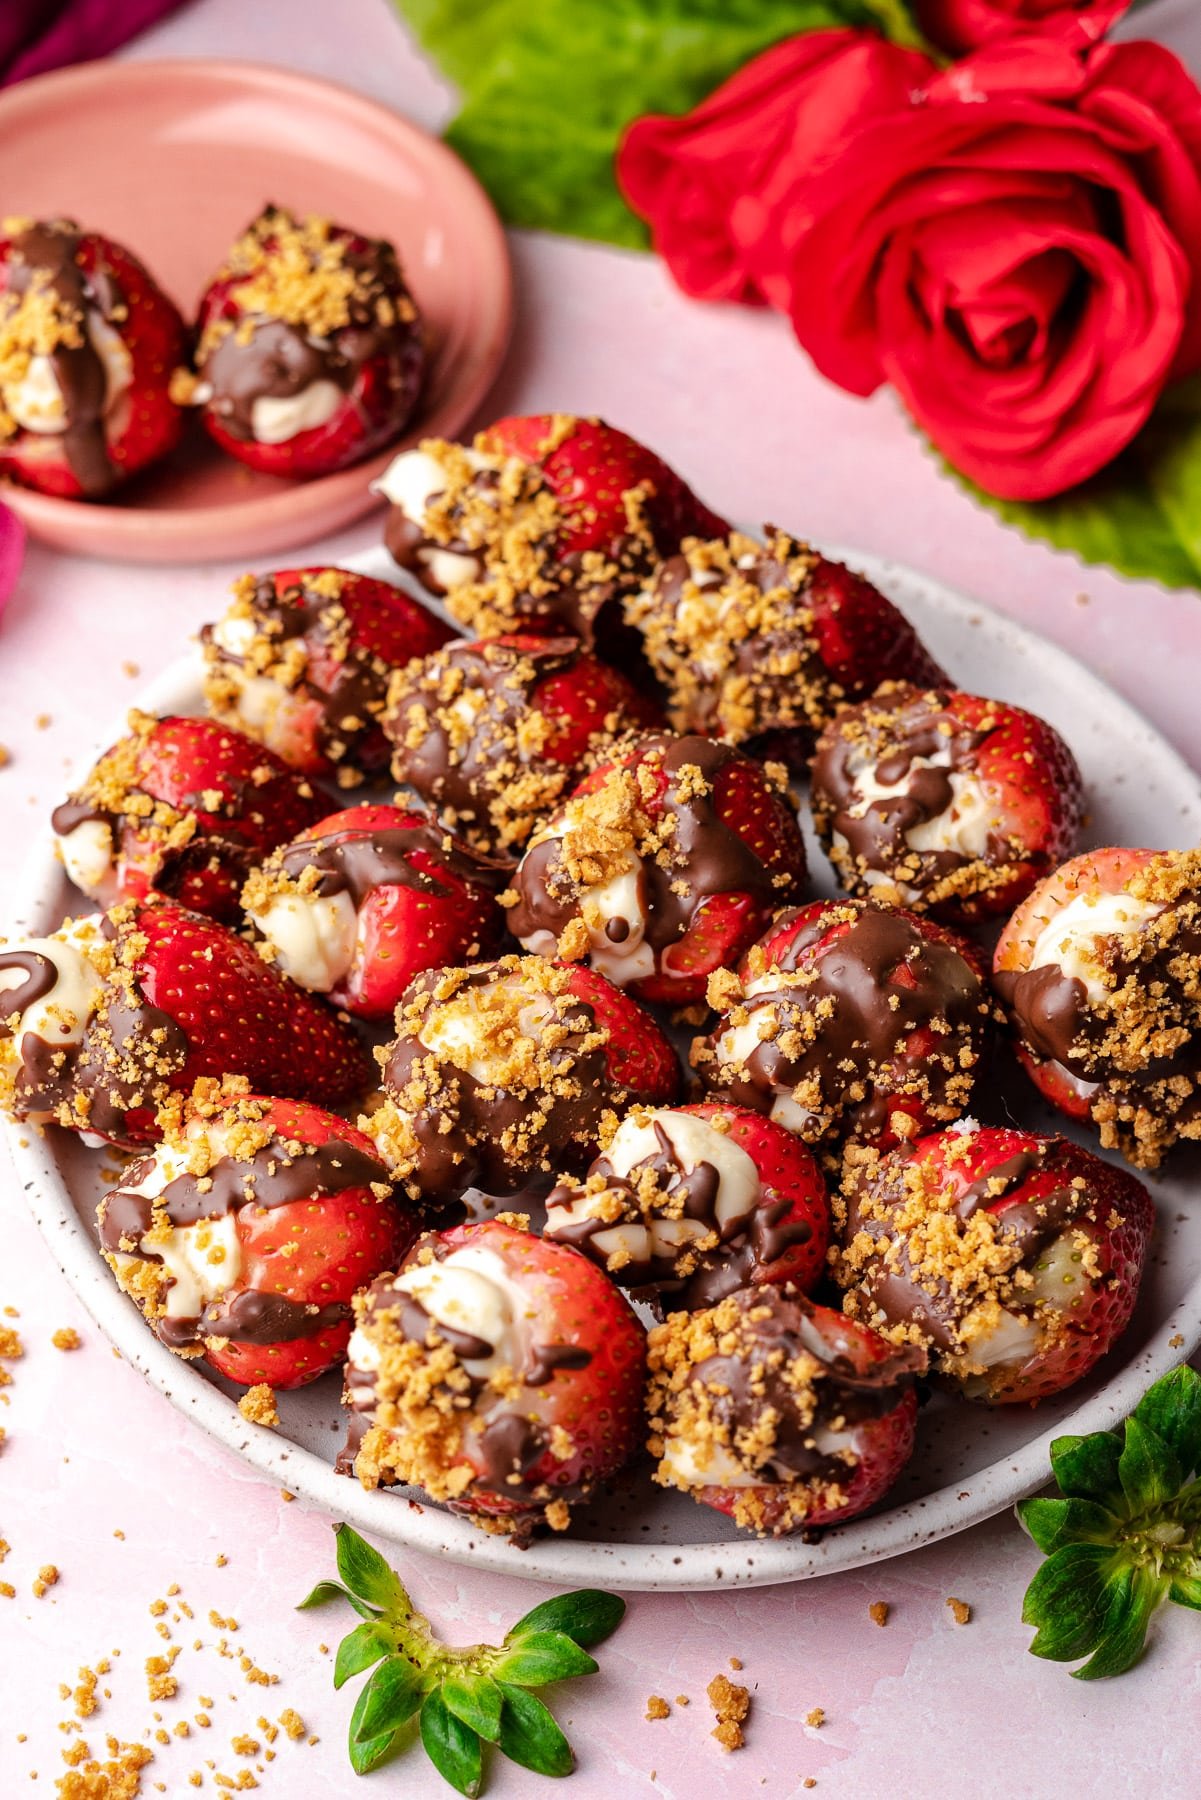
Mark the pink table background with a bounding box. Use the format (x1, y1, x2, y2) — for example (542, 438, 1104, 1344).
(3, 1, 1200, 1793)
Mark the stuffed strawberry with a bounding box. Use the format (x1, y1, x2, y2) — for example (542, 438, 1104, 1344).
(811, 683, 1083, 923)
(0, 217, 186, 498)
(646, 1287, 922, 1536)
(98, 1088, 411, 1389)
(383, 635, 661, 858)
(377, 412, 728, 648)
(626, 527, 946, 764)
(836, 1125, 1154, 1404)
(202, 564, 453, 784)
(345, 1218, 646, 1535)
(0, 900, 370, 1147)
(187, 205, 424, 477)
(696, 898, 995, 1154)
(243, 803, 502, 1019)
(544, 1101, 830, 1308)
(52, 711, 322, 922)
(368, 954, 680, 1203)
(507, 732, 807, 1004)
(994, 846, 1201, 1170)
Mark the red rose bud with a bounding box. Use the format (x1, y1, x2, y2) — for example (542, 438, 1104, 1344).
(916, 0, 1129, 57)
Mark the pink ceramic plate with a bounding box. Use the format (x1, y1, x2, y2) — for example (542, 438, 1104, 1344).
(0, 59, 512, 563)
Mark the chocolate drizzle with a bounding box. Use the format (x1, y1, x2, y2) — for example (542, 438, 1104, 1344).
(811, 687, 1006, 895)
(994, 962, 1088, 1068)
(0, 950, 58, 1032)
(709, 903, 987, 1143)
(508, 733, 805, 962)
(2, 221, 125, 496)
(275, 816, 500, 908)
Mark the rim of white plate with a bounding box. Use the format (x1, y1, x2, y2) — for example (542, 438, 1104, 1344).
(6, 547, 1201, 1591)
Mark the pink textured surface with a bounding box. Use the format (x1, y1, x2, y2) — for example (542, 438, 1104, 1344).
(0, 0, 1197, 1792)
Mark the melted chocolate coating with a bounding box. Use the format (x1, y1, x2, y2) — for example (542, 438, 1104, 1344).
(0, 950, 59, 1029)
(3, 222, 125, 496)
(275, 818, 500, 908)
(710, 904, 986, 1143)
(508, 734, 802, 958)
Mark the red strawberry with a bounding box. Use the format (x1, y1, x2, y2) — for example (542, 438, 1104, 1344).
(837, 1125, 1154, 1404)
(0, 901, 371, 1147)
(344, 1217, 646, 1533)
(697, 898, 994, 1153)
(380, 413, 728, 646)
(52, 712, 323, 922)
(993, 846, 1201, 1168)
(545, 1100, 830, 1304)
(811, 683, 1084, 923)
(202, 565, 454, 782)
(369, 954, 680, 1203)
(509, 732, 806, 1004)
(0, 218, 186, 498)
(244, 803, 502, 1019)
(646, 1287, 921, 1535)
(383, 635, 661, 858)
(190, 205, 424, 477)
(98, 1093, 413, 1390)
(627, 527, 946, 764)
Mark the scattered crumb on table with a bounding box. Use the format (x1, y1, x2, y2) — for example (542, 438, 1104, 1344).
(645, 1696, 670, 1721)
(869, 1601, 890, 1627)
(707, 1674, 749, 1751)
(947, 1597, 972, 1625)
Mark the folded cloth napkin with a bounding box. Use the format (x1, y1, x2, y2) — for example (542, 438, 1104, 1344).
(1, 0, 186, 88)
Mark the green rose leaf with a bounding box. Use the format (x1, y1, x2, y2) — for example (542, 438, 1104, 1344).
(395, 0, 933, 248)
(420, 1690, 484, 1798)
(295, 1578, 382, 1622)
(335, 1523, 408, 1614)
(1048, 1431, 1126, 1513)
(506, 1589, 626, 1649)
(492, 1630, 600, 1686)
(497, 1683, 576, 1778)
(334, 1620, 395, 1691)
(1168, 1574, 1201, 1611)
(353, 1656, 427, 1745)
(957, 378, 1201, 594)
(442, 1672, 505, 1743)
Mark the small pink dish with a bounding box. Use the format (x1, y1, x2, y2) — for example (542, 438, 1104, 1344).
(0, 59, 512, 564)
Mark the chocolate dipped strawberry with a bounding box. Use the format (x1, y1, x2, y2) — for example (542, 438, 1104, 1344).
(243, 803, 502, 1019)
(696, 899, 995, 1154)
(188, 205, 424, 476)
(835, 1126, 1154, 1404)
(383, 635, 660, 858)
(994, 847, 1201, 1170)
(98, 1086, 410, 1389)
(0, 216, 186, 497)
(626, 528, 946, 763)
(0, 900, 370, 1147)
(506, 732, 807, 1004)
(368, 954, 680, 1204)
(52, 711, 322, 922)
(811, 683, 1083, 922)
(646, 1287, 922, 1536)
(377, 412, 727, 647)
(345, 1218, 646, 1535)
(544, 1101, 830, 1308)
(202, 564, 453, 784)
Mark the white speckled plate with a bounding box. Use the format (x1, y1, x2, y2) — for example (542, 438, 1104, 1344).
(7, 546, 1201, 1590)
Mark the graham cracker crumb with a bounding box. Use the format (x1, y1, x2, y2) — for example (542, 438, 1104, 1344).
(645, 1696, 670, 1722)
(947, 1597, 971, 1625)
(805, 1707, 825, 1729)
(52, 1329, 82, 1352)
(869, 1601, 889, 1627)
(236, 1387, 278, 1429)
(706, 1673, 749, 1751)
(34, 1565, 60, 1598)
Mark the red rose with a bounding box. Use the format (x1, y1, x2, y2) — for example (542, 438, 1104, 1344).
(761, 40, 1201, 501)
(917, 0, 1129, 56)
(617, 30, 934, 304)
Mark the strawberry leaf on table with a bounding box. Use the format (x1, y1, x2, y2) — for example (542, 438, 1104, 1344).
(1017, 1364, 1201, 1680)
(954, 377, 1201, 593)
(394, 0, 934, 248)
(298, 1523, 626, 1789)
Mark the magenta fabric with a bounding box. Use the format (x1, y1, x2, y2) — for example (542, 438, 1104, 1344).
(0, 503, 26, 624)
(1, 0, 187, 87)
